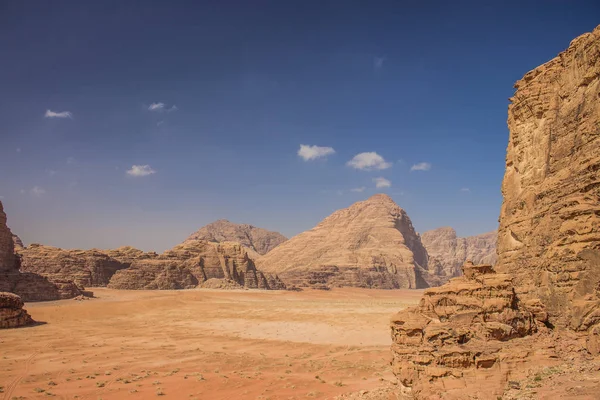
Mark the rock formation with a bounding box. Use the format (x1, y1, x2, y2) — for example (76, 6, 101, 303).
(421, 227, 497, 285)
(184, 219, 287, 255)
(390, 26, 600, 399)
(108, 240, 286, 290)
(12, 234, 23, 249)
(18, 245, 128, 287)
(256, 194, 432, 289)
(0, 292, 34, 329)
(0, 201, 82, 301)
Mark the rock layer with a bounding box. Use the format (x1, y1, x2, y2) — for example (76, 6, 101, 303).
(257, 194, 431, 289)
(496, 25, 600, 331)
(0, 292, 33, 329)
(0, 201, 83, 301)
(108, 240, 286, 290)
(185, 219, 287, 255)
(421, 227, 497, 285)
(19, 245, 128, 287)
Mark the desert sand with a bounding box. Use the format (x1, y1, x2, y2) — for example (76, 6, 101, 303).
(0, 288, 422, 400)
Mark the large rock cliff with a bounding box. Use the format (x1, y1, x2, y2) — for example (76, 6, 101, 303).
(390, 25, 600, 399)
(0, 201, 82, 301)
(185, 219, 287, 255)
(257, 194, 432, 289)
(421, 227, 497, 285)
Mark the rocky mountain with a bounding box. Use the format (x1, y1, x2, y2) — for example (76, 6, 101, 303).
(18, 245, 128, 287)
(390, 25, 600, 399)
(0, 201, 82, 301)
(421, 227, 497, 284)
(256, 194, 432, 289)
(184, 219, 287, 255)
(108, 240, 286, 290)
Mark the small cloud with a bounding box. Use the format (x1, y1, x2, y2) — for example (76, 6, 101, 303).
(460, 187, 471, 192)
(66, 157, 76, 164)
(351, 187, 366, 193)
(45, 109, 73, 119)
(336, 190, 344, 196)
(157, 120, 165, 126)
(374, 56, 386, 70)
(167, 105, 178, 112)
(373, 177, 391, 188)
(148, 102, 165, 111)
(47, 169, 57, 177)
(126, 164, 156, 177)
(20, 189, 25, 194)
(410, 162, 432, 172)
(16, 148, 21, 153)
(347, 152, 392, 170)
(30, 186, 46, 197)
(298, 144, 336, 161)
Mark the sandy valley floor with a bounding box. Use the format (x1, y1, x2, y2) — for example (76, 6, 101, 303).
(0, 288, 423, 400)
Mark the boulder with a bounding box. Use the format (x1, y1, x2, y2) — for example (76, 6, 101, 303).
(0, 292, 33, 329)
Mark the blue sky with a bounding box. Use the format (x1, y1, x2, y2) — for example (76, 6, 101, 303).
(0, 1, 598, 251)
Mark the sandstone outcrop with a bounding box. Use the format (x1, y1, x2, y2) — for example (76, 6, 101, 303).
(108, 240, 286, 290)
(421, 227, 497, 285)
(257, 194, 432, 289)
(185, 219, 287, 255)
(0, 292, 33, 329)
(390, 26, 600, 399)
(0, 201, 83, 301)
(12, 234, 24, 249)
(18, 244, 128, 287)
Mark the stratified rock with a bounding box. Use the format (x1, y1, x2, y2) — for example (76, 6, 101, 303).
(496, 25, 600, 331)
(108, 240, 286, 290)
(0, 292, 33, 329)
(0, 201, 83, 302)
(421, 227, 497, 285)
(18, 244, 128, 287)
(256, 194, 431, 289)
(390, 262, 546, 398)
(12, 234, 24, 249)
(184, 219, 287, 255)
(200, 278, 243, 290)
(101, 246, 159, 265)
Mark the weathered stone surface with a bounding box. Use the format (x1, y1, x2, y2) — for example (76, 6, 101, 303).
(108, 240, 286, 290)
(12, 234, 24, 249)
(257, 194, 431, 289)
(0, 201, 83, 302)
(18, 244, 128, 287)
(496, 25, 600, 331)
(101, 246, 159, 265)
(185, 219, 287, 255)
(0, 292, 33, 329)
(421, 227, 497, 285)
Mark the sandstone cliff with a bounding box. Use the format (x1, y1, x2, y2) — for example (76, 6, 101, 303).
(421, 227, 497, 284)
(184, 219, 287, 255)
(12, 234, 23, 249)
(0, 292, 34, 329)
(390, 25, 600, 399)
(18, 245, 128, 287)
(108, 240, 286, 290)
(257, 194, 431, 289)
(0, 201, 82, 301)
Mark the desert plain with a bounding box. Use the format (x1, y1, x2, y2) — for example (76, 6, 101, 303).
(0, 288, 422, 400)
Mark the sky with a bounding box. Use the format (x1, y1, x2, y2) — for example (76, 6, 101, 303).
(0, 1, 598, 252)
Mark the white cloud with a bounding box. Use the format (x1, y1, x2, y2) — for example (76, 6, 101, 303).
(45, 109, 72, 119)
(297, 144, 336, 161)
(347, 152, 392, 170)
(374, 56, 386, 70)
(168, 105, 178, 112)
(126, 165, 156, 177)
(460, 187, 471, 192)
(373, 177, 391, 188)
(351, 187, 366, 193)
(30, 186, 46, 197)
(148, 102, 165, 111)
(67, 157, 76, 164)
(47, 169, 57, 177)
(16, 148, 21, 153)
(410, 162, 432, 172)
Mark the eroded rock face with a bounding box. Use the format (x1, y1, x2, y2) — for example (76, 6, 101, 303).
(185, 219, 287, 255)
(12, 234, 24, 249)
(19, 245, 128, 287)
(421, 227, 497, 285)
(0, 201, 83, 302)
(108, 240, 286, 290)
(0, 292, 33, 329)
(496, 25, 600, 331)
(257, 194, 431, 289)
